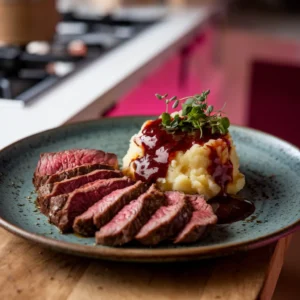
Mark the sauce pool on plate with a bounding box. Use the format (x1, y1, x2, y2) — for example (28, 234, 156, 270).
(209, 195, 255, 224)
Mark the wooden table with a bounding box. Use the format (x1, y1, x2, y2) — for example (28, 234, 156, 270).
(0, 227, 290, 300)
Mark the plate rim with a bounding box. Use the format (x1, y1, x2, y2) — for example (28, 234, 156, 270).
(0, 116, 300, 262)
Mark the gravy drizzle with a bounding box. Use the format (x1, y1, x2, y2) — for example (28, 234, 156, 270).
(133, 118, 229, 183)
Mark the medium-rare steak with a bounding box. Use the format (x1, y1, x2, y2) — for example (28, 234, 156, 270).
(95, 184, 165, 246)
(35, 163, 114, 188)
(37, 169, 122, 215)
(93, 181, 148, 228)
(38, 169, 122, 198)
(174, 195, 217, 244)
(48, 177, 132, 233)
(33, 149, 118, 188)
(73, 181, 147, 237)
(135, 191, 192, 245)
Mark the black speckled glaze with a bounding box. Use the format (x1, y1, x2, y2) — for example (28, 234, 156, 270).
(0, 116, 299, 262)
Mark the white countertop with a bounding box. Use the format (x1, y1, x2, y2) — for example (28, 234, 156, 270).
(0, 6, 213, 150)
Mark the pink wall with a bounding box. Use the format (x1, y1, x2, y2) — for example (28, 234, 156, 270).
(105, 27, 223, 118)
(249, 61, 300, 147)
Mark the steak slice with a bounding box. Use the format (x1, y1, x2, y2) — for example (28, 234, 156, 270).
(95, 184, 165, 246)
(33, 149, 118, 188)
(174, 195, 217, 244)
(36, 163, 114, 189)
(37, 169, 122, 215)
(73, 181, 147, 237)
(135, 191, 192, 245)
(48, 177, 133, 233)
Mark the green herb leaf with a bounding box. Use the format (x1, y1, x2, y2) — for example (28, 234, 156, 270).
(220, 117, 230, 129)
(206, 105, 213, 114)
(161, 112, 171, 126)
(185, 98, 195, 105)
(218, 123, 226, 134)
(182, 104, 192, 116)
(172, 100, 179, 109)
(155, 89, 229, 137)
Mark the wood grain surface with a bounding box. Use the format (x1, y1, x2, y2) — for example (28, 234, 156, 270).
(0, 227, 289, 300)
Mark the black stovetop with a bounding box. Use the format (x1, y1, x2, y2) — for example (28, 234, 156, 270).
(0, 12, 160, 106)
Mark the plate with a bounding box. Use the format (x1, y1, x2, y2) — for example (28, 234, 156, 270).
(0, 116, 300, 262)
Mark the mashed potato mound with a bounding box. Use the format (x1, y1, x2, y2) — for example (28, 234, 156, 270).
(123, 120, 245, 200)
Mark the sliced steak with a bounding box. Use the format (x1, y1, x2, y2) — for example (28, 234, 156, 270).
(48, 177, 132, 233)
(95, 184, 165, 246)
(135, 191, 192, 245)
(174, 195, 217, 244)
(36, 163, 114, 188)
(37, 169, 122, 215)
(73, 181, 147, 237)
(33, 149, 118, 188)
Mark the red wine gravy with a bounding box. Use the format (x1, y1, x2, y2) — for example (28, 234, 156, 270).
(207, 146, 233, 192)
(133, 118, 231, 184)
(208, 194, 255, 224)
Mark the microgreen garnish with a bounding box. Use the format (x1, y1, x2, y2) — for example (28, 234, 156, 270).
(155, 90, 230, 137)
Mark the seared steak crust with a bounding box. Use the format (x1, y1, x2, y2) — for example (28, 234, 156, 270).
(95, 184, 165, 246)
(33, 149, 118, 188)
(135, 191, 192, 245)
(37, 169, 122, 215)
(34, 163, 115, 189)
(48, 177, 133, 233)
(73, 181, 147, 237)
(174, 195, 217, 244)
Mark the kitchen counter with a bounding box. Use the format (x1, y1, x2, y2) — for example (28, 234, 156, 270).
(0, 6, 214, 150)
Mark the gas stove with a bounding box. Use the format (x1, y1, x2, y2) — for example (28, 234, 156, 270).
(0, 12, 161, 107)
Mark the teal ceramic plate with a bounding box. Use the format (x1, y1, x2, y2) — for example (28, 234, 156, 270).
(0, 117, 300, 262)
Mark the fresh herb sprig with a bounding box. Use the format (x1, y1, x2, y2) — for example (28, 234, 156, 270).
(155, 90, 230, 137)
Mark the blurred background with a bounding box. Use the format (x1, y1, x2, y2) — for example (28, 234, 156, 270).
(0, 1, 299, 298)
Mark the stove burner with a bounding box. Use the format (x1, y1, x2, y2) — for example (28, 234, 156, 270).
(0, 13, 160, 106)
